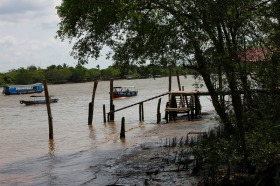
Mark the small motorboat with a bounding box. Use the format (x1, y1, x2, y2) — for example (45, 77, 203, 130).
(20, 95, 59, 105)
(112, 86, 138, 98)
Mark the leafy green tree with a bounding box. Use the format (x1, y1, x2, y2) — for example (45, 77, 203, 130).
(27, 65, 37, 71)
(56, 1, 280, 182)
(14, 68, 32, 84)
(46, 68, 71, 84)
(31, 69, 45, 83)
(0, 73, 4, 86)
(87, 68, 100, 81)
(47, 65, 58, 70)
(70, 64, 89, 82)
(4, 70, 17, 84)
(100, 66, 120, 80)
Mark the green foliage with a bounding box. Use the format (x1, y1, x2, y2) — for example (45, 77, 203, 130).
(0, 63, 187, 86)
(0, 73, 4, 86)
(87, 68, 100, 81)
(30, 69, 45, 83)
(46, 68, 71, 84)
(54, 0, 280, 184)
(69, 65, 89, 82)
(247, 123, 280, 173)
(15, 68, 33, 84)
(100, 66, 120, 80)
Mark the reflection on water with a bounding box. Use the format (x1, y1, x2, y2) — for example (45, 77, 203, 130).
(0, 76, 214, 185)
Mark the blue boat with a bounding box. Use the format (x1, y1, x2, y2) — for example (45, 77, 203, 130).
(2, 83, 44, 95)
(112, 86, 138, 98)
(20, 95, 58, 105)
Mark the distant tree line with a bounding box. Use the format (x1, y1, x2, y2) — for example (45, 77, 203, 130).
(0, 63, 189, 86)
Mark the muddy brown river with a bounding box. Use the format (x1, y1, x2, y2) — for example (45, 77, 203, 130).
(0, 76, 215, 185)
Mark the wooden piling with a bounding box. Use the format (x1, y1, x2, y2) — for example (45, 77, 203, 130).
(165, 102, 169, 123)
(103, 104, 106, 123)
(43, 80, 53, 139)
(176, 70, 181, 91)
(168, 68, 172, 92)
(139, 103, 142, 121)
(88, 81, 98, 125)
(109, 79, 114, 121)
(138, 102, 144, 122)
(157, 98, 161, 124)
(120, 117, 125, 138)
(107, 113, 110, 122)
(88, 102, 93, 125)
(141, 102, 144, 121)
(194, 95, 201, 118)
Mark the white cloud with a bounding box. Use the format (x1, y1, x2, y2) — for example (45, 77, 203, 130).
(0, 0, 112, 73)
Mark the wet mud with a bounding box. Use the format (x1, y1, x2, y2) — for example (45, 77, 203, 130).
(83, 113, 219, 186)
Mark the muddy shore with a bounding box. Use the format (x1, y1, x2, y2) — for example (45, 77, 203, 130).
(83, 113, 219, 186)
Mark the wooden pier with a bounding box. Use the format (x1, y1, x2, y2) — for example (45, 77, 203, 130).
(108, 92, 169, 114)
(106, 90, 209, 123)
(165, 90, 205, 122)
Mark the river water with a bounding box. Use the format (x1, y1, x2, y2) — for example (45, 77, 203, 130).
(0, 76, 214, 185)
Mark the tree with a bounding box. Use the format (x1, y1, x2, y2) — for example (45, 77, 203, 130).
(56, 0, 279, 178)
(46, 67, 71, 84)
(100, 66, 120, 80)
(70, 64, 89, 82)
(87, 68, 100, 81)
(15, 68, 32, 84)
(30, 69, 45, 83)
(0, 73, 4, 86)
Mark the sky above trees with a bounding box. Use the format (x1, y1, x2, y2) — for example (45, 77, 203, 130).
(0, 0, 112, 73)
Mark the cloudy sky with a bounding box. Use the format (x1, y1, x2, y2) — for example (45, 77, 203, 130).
(0, 0, 112, 73)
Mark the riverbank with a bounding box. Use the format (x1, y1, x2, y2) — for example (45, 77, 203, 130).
(83, 112, 219, 185)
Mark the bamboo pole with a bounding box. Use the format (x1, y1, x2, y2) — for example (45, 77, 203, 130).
(43, 80, 53, 139)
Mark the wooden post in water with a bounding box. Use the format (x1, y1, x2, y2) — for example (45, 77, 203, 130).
(88, 81, 98, 125)
(103, 104, 106, 123)
(120, 117, 125, 138)
(168, 68, 172, 113)
(109, 79, 114, 121)
(141, 102, 144, 121)
(194, 95, 201, 118)
(139, 103, 142, 121)
(168, 68, 172, 92)
(139, 102, 143, 121)
(157, 98, 161, 124)
(88, 102, 93, 124)
(107, 113, 110, 122)
(165, 102, 169, 123)
(43, 80, 53, 139)
(176, 70, 182, 91)
(138, 102, 144, 122)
